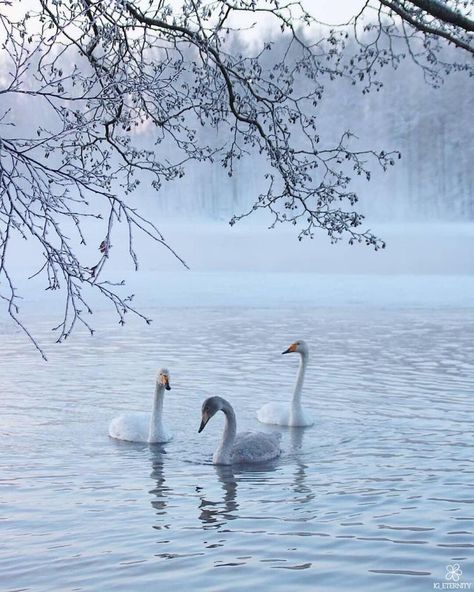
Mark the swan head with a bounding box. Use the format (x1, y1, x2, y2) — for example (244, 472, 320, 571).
(157, 368, 171, 391)
(198, 396, 223, 433)
(282, 340, 308, 356)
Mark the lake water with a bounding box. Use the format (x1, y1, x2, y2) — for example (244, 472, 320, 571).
(1, 303, 474, 592)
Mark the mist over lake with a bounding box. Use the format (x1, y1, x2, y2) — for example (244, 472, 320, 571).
(1, 3, 473, 591)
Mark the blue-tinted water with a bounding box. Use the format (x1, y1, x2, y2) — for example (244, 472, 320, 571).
(1, 307, 473, 591)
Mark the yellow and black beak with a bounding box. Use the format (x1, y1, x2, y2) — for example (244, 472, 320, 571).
(282, 342, 297, 355)
(162, 375, 171, 390)
(198, 412, 210, 433)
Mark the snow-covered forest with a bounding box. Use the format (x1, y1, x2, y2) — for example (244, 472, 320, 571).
(2, 35, 472, 225)
(146, 41, 474, 222)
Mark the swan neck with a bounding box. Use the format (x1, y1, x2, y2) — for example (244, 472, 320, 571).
(148, 382, 165, 442)
(215, 401, 237, 465)
(292, 352, 307, 409)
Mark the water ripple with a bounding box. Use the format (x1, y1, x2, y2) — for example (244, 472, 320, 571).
(1, 307, 473, 591)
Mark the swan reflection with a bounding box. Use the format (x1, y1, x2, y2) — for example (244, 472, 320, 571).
(148, 446, 171, 518)
(198, 465, 239, 528)
(198, 461, 281, 529)
(289, 425, 305, 452)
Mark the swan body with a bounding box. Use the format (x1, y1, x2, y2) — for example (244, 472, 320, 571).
(257, 340, 314, 427)
(199, 396, 281, 465)
(108, 369, 172, 443)
(257, 403, 313, 427)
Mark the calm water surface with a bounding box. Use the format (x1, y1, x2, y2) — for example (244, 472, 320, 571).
(1, 307, 473, 591)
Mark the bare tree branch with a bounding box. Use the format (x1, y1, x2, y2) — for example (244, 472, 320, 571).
(0, 0, 472, 354)
(378, 0, 474, 54)
(408, 0, 474, 32)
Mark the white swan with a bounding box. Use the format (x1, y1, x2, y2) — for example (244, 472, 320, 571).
(257, 340, 314, 427)
(108, 368, 172, 443)
(198, 396, 281, 465)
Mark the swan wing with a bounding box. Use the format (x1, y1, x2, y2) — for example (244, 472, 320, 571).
(232, 431, 281, 464)
(257, 403, 314, 427)
(108, 412, 149, 442)
(257, 402, 290, 426)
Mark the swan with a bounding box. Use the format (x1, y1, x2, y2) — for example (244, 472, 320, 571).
(198, 396, 281, 465)
(257, 340, 314, 427)
(108, 368, 172, 443)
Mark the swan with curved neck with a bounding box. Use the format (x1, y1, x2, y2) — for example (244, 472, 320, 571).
(257, 340, 313, 427)
(108, 368, 172, 443)
(199, 396, 281, 465)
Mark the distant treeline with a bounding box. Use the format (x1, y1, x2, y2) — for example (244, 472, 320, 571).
(3, 33, 471, 222)
(148, 35, 473, 222)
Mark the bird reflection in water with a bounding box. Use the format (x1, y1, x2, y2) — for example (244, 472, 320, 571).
(198, 460, 281, 529)
(148, 445, 171, 520)
(288, 427, 314, 505)
(198, 464, 239, 528)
